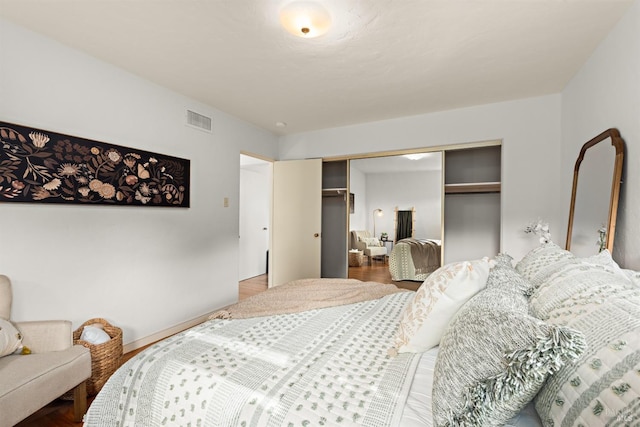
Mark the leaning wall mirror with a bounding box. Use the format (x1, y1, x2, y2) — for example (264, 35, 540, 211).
(566, 128, 625, 257)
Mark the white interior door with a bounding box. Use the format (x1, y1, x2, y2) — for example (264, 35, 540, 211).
(270, 158, 322, 287)
(239, 155, 271, 280)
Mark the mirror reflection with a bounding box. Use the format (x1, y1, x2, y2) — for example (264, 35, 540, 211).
(566, 129, 624, 257)
(395, 207, 416, 241)
(349, 152, 442, 281)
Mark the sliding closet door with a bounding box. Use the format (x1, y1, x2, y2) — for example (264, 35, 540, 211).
(271, 159, 322, 287)
(443, 145, 501, 263)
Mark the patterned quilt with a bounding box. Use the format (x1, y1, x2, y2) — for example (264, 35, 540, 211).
(84, 292, 420, 427)
(389, 239, 441, 282)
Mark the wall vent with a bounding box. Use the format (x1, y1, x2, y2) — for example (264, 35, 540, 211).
(186, 109, 213, 133)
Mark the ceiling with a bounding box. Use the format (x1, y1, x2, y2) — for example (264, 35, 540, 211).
(351, 152, 442, 174)
(0, 0, 633, 136)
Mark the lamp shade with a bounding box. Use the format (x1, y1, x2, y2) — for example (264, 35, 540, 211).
(280, 1, 332, 38)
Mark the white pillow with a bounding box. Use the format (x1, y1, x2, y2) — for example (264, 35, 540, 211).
(390, 258, 493, 354)
(622, 268, 640, 287)
(80, 325, 111, 345)
(0, 318, 24, 357)
(362, 237, 380, 246)
(582, 250, 640, 285)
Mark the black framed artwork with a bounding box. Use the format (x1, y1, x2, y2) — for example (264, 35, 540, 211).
(0, 121, 190, 207)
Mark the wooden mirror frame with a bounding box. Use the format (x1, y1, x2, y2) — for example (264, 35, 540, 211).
(394, 206, 416, 242)
(566, 128, 625, 253)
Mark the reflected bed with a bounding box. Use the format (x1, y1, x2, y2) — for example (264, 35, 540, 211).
(389, 238, 442, 282)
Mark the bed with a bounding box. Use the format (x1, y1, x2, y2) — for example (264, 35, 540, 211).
(82, 275, 559, 427)
(84, 244, 640, 426)
(389, 238, 441, 282)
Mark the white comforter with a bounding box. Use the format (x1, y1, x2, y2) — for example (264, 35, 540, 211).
(84, 292, 421, 426)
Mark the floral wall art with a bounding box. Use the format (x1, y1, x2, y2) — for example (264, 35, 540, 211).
(0, 121, 190, 207)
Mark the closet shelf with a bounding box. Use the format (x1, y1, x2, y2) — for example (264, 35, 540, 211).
(322, 188, 348, 196)
(444, 182, 501, 194)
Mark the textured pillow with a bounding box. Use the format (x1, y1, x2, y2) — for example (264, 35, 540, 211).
(528, 259, 640, 427)
(432, 256, 586, 426)
(489, 253, 535, 295)
(622, 268, 640, 287)
(0, 318, 24, 357)
(389, 258, 492, 354)
(582, 249, 637, 283)
(516, 243, 631, 290)
(515, 242, 575, 287)
(361, 237, 381, 246)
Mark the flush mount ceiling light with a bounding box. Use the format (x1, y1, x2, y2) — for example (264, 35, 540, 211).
(279, 1, 332, 38)
(404, 153, 429, 161)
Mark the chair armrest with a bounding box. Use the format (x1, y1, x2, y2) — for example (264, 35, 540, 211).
(354, 241, 366, 251)
(15, 320, 73, 353)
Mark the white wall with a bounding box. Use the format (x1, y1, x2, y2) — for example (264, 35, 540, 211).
(365, 170, 442, 240)
(0, 19, 278, 346)
(561, 0, 640, 269)
(280, 95, 564, 261)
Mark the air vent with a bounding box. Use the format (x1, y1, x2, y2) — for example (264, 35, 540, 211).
(186, 109, 213, 133)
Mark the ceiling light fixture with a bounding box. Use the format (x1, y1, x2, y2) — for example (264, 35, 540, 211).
(404, 153, 429, 161)
(279, 1, 332, 38)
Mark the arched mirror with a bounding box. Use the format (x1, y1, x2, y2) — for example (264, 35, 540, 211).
(566, 128, 624, 257)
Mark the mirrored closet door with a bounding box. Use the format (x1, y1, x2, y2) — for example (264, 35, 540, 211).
(349, 153, 443, 245)
(320, 141, 501, 282)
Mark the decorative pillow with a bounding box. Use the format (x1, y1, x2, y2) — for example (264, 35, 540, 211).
(432, 258, 586, 427)
(0, 318, 24, 357)
(582, 249, 636, 281)
(528, 259, 640, 427)
(389, 258, 492, 354)
(515, 241, 575, 286)
(516, 243, 632, 290)
(489, 253, 535, 295)
(622, 268, 640, 287)
(361, 237, 381, 246)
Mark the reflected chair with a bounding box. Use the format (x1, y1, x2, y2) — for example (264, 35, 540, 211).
(350, 230, 388, 264)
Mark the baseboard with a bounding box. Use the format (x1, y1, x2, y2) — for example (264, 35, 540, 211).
(122, 309, 220, 354)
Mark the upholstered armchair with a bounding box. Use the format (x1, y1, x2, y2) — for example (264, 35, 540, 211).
(350, 230, 388, 264)
(0, 275, 91, 427)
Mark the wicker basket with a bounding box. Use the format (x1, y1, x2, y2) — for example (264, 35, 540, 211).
(73, 318, 123, 396)
(348, 250, 363, 267)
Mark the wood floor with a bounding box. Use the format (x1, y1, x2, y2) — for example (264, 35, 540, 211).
(17, 264, 419, 426)
(349, 259, 422, 291)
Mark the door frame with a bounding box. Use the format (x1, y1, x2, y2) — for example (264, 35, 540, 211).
(239, 151, 273, 281)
